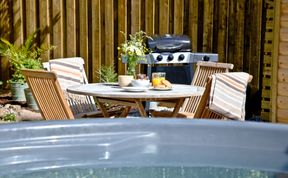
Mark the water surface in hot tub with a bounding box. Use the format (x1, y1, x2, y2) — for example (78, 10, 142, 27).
(3, 166, 286, 178)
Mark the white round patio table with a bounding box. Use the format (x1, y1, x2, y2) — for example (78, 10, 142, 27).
(67, 83, 204, 117)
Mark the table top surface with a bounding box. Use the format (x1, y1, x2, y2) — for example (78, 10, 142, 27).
(67, 83, 204, 99)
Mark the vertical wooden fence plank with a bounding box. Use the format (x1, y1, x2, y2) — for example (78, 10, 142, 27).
(131, 0, 141, 33)
(189, 0, 198, 52)
(246, 0, 263, 90)
(104, 0, 114, 66)
(39, 0, 51, 61)
(216, 0, 228, 62)
(0, 0, 13, 84)
(145, 0, 155, 35)
(233, 0, 245, 71)
(174, 0, 184, 34)
(25, 0, 37, 36)
(272, 0, 281, 122)
(131, 0, 142, 74)
(91, 0, 102, 82)
(52, 0, 64, 58)
(13, 0, 25, 46)
(227, 0, 235, 65)
(118, 0, 127, 75)
(66, 0, 77, 57)
(79, 0, 89, 69)
(202, 0, 214, 52)
(159, 0, 169, 34)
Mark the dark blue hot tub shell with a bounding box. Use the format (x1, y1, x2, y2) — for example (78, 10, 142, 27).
(0, 119, 287, 176)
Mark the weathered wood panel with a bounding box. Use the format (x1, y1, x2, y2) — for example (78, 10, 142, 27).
(278, 82, 288, 96)
(91, 0, 102, 81)
(66, 0, 77, 57)
(0, 0, 12, 85)
(277, 109, 288, 123)
(104, 0, 114, 67)
(188, 0, 198, 52)
(0, 0, 264, 82)
(79, 0, 88, 69)
(159, 0, 170, 34)
(277, 96, 288, 109)
(145, 0, 155, 35)
(52, 0, 63, 57)
(174, 0, 184, 34)
(270, 0, 288, 123)
(202, 0, 214, 52)
(117, 0, 127, 75)
(261, 0, 278, 122)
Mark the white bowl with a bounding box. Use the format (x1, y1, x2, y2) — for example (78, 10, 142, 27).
(131, 79, 150, 88)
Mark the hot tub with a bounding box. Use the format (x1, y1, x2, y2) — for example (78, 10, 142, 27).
(0, 119, 287, 177)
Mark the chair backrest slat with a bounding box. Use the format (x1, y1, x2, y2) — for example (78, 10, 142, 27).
(194, 78, 212, 118)
(22, 69, 75, 120)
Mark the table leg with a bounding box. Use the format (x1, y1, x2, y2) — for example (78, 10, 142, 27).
(135, 100, 148, 117)
(120, 106, 132, 117)
(95, 98, 110, 117)
(171, 98, 185, 117)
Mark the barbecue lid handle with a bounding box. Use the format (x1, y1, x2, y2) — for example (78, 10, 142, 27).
(155, 43, 183, 51)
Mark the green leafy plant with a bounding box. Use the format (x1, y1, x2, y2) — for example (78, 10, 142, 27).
(2, 113, 16, 122)
(97, 65, 118, 83)
(0, 30, 54, 84)
(0, 104, 16, 122)
(118, 31, 151, 77)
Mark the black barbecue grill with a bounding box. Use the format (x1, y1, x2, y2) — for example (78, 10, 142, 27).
(122, 34, 218, 84)
(146, 34, 218, 84)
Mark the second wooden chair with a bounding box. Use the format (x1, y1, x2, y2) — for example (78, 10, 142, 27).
(151, 61, 234, 118)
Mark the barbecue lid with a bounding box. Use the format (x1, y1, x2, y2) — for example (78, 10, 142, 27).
(147, 34, 192, 52)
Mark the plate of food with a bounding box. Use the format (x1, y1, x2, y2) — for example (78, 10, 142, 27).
(153, 87, 172, 91)
(122, 86, 148, 92)
(152, 79, 172, 91)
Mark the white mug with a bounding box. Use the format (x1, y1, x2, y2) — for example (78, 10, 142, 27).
(118, 75, 134, 87)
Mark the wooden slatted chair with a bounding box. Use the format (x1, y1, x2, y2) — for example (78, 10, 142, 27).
(22, 69, 74, 120)
(43, 57, 122, 118)
(151, 61, 234, 118)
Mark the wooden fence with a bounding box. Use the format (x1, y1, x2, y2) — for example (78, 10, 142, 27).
(0, 0, 264, 117)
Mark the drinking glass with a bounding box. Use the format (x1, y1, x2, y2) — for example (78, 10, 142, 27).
(152, 72, 166, 87)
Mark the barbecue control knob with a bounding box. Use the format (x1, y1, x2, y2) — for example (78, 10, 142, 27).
(156, 55, 163, 61)
(167, 54, 174, 61)
(178, 54, 185, 61)
(203, 56, 210, 61)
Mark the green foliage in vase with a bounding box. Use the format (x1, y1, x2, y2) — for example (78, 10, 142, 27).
(0, 30, 55, 84)
(97, 65, 118, 83)
(118, 31, 151, 77)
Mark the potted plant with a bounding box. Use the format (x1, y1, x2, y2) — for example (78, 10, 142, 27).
(97, 65, 118, 83)
(0, 30, 53, 104)
(118, 31, 151, 77)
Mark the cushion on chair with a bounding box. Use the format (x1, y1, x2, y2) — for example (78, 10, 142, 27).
(209, 72, 251, 121)
(49, 58, 84, 89)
